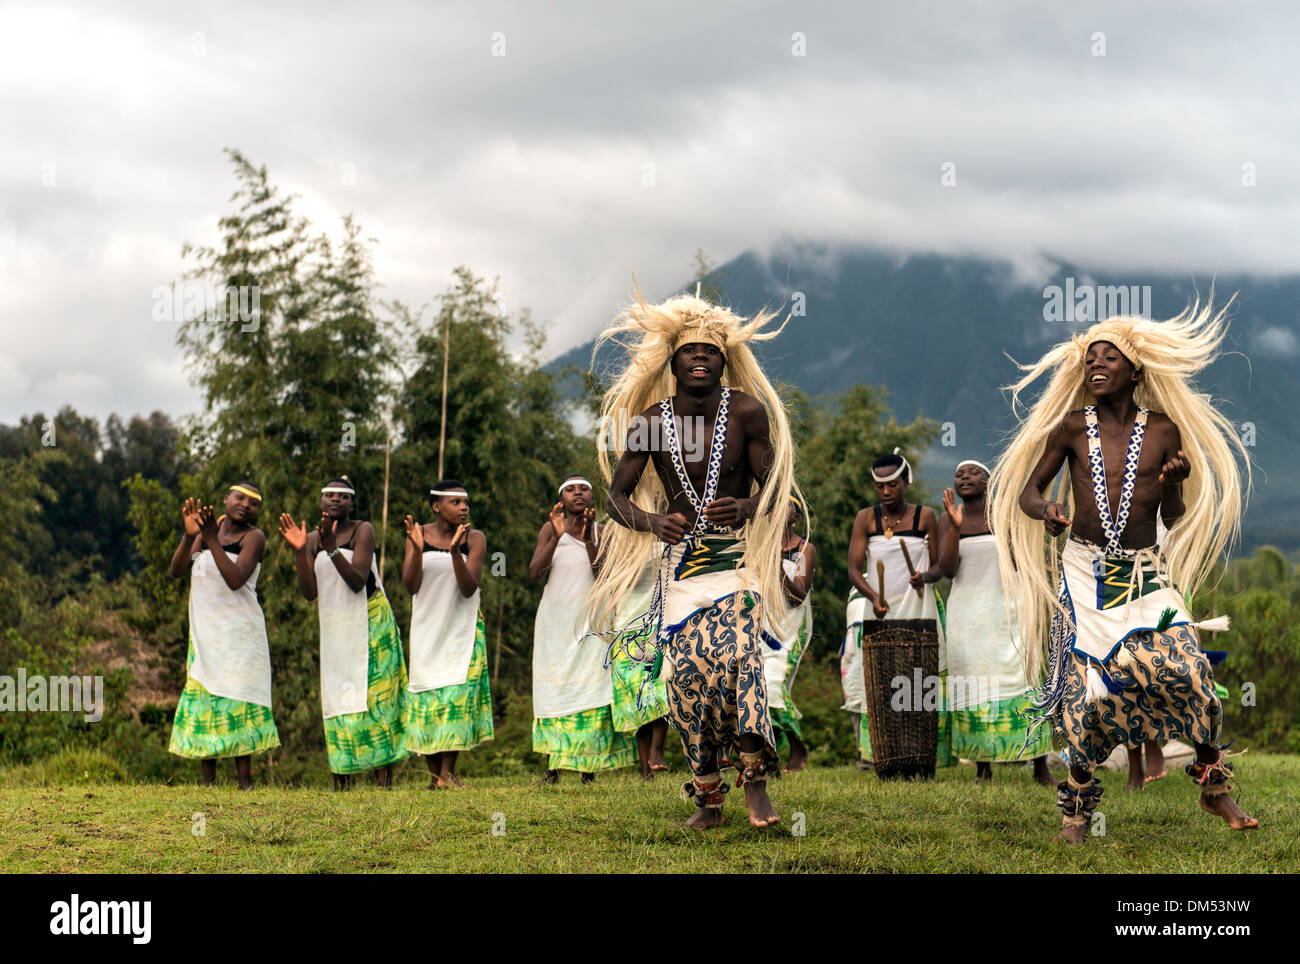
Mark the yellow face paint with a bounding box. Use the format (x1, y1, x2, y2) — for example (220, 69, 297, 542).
(229, 485, 262, 502)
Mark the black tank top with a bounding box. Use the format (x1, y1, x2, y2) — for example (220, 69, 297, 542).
(873, 504, 923, 538)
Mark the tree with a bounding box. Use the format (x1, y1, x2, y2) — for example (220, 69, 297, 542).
(689, 248, 726, 304)
(160, 151, 392, 778)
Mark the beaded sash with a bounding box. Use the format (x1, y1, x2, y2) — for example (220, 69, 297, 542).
(1084, 404, 1148, 555)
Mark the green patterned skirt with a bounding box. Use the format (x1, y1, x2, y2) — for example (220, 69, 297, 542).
(610, 652, 670, 733)
(769, 706, 803, 760)
(169, 640, 281, 760)
(323, 593, 410, 774)
(402, 612, 495, 754)
(950, 692, 1050, 762)
(532, 704, 637, 772)
(769, 607, 811, 758)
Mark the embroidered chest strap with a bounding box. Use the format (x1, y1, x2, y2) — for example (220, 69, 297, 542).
(660, 386, 732, 538)
(1083, 405, 1148, 554)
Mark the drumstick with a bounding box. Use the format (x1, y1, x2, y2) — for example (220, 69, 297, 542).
(875, 560, 888, 615)
(899, 541, 923, 598)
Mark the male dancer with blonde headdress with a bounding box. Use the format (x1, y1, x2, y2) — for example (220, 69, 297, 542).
(583, 286, 803, 830)
(988, 303, 1258, 842)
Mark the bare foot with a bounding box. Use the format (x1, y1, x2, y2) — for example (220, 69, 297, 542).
(976, 762, 992, 782)
(438, 772, 465, 789)
(784, 740, 808, 773)
(649, 751, 668, 772)
(856, 757, 874, 773)
(1200, 792, 1259, 830)
(1126, 746, 1145, 791)
(1143, 743, 1167, 784)
(1058, 820, 1088, 844)
(1033, 757, 1055, 787)
(685, 807, 724, 830)
(743, 782, 781, 828)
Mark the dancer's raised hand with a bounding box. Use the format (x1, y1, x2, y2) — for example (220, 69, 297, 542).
(318, 514, 338, 552)
(403, 515, 424, 550)
(181, 497, 203, 537)
(278, 513, 308, 551)
(197, 504, 219, 540)
(942, 487, 963, 527)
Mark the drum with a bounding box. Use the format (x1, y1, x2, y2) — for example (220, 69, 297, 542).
(860, 617, 940, 779)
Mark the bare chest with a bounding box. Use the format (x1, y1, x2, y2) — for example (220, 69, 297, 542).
(651, 415, 749, 502)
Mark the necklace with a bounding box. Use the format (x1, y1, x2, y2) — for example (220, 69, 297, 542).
(880, 505, 907, 539)
(1084, 405, 1148, 553)
(661, 388, 731, 535)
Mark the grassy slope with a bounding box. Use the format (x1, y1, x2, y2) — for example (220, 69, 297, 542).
(1, 756, 1295, 874)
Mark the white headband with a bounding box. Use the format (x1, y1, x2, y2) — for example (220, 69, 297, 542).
(955, 459, 991, 477)
(871, 448, 911, 484)
(321, 485, 355, 495)
(430, 487, 469, 498)
(558, 478, 592, 495)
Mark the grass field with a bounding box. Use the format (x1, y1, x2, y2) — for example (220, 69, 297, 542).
(1, 753, 1294, 873)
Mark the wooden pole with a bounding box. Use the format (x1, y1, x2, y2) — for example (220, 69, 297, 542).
(438, 309, 450, 479)
(380, 413, 391, 572)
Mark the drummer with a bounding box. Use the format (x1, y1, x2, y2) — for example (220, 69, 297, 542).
(846, 449, 951, 767)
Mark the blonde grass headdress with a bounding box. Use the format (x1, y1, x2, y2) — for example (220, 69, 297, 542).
(581, 281, 807, 638)
(987, 298, 1251, 684)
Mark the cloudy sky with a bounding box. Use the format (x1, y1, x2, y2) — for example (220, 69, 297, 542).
(3, 0, 1298, 425)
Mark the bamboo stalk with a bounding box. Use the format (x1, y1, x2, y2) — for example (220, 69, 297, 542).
(380, 414, 391, 572)
(875, 560, 887, 615)
(438, 310, 450, 479)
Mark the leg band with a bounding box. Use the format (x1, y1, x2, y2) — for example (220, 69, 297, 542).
(1057, 773, 1103, 828)
(736, 749, 779, 787)
(1186, 756, 1236, 797)
(681, 775, 729, 809)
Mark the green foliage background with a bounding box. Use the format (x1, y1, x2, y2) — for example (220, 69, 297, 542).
(2, 152, 1297, 784)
